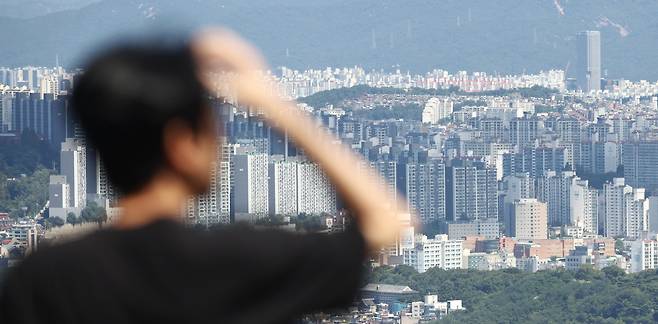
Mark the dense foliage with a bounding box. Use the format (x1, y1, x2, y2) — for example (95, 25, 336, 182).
(0, 167, 51, 218)
(368, 265, 658, 323)
(80, 201, 108, 223)
(250, 213, 328, 232)
(298, 85, 408, 108)
(0, 131, 56, 218)
(576, 166, 624, 190)
(0, 130, 56, 177)
(299, 85, 558, 109)
(352, 104, 422, 121)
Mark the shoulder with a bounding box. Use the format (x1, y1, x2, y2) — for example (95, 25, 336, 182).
(8, 231, 110, 281)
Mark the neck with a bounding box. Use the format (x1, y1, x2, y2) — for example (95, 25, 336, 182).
(115, 172, 192, 229)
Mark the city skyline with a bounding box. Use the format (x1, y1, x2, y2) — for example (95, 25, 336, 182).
(3, 4, 658, 322)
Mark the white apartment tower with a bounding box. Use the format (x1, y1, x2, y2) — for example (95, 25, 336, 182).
(185, 143, 232, 226)
(60, 138, 86, 209)
(570, 178, 599, 234)
(421, 98, 453, 124)
(268, 157, 298, 215)
(296, 162, 337, 215)
(630, 235, 658, 273)
(605, 178, 650, 239)
(537, 171, 575, 227)
(233, 152, 269, 216)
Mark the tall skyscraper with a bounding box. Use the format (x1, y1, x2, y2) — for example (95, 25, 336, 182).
(576, 31, 601, 92)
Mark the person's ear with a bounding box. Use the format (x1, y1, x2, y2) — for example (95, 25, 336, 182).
(162, 119, 214, 193)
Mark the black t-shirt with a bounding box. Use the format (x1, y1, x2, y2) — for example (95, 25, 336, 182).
(0, 220, 366, 323)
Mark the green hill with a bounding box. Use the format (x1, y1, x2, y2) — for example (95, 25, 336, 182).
(369, 265, 658, 323)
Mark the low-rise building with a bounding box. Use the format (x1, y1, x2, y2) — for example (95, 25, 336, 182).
(360, 284, 417, 304)
(403, 234, 464, 273)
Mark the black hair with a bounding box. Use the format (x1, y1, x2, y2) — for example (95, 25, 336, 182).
(72, 40, 208, 195)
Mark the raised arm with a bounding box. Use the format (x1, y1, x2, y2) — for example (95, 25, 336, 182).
(191, 28, 407, 250)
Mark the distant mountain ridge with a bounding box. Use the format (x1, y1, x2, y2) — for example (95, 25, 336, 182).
(1, 0, 658, 80)
(0, 0, 99, 18)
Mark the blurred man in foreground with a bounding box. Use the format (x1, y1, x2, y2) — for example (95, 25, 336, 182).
(0, 29, 405, 323)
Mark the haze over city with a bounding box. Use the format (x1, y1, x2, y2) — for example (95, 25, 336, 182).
(2, 1, 658, 323)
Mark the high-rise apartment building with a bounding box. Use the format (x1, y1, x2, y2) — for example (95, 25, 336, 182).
(555, 118, 582, 143)
(404, 160, 446, 223)
(623, 141, 658, 194)
(478, 118, 505, 142)
(359, 160, 398, 205)
(95, 153, 117, 204)
(604, 178, 649, 240)
(60, 138, 86, 209)
(191, 142, 232, 226)
(569, 179, 599, 235)
(502, 147, 566, 179)
(509, 116, 540, 147)
(268, 156, 298, 215)
(296, 162, 337, 215)
(502, 173, 535, 236)
(537, 171, 576, 227)
(446, 159, 498, 222)
(232, 152, 269, 216)
(511, 198, 548, 240)
(421, 98, 453, 124)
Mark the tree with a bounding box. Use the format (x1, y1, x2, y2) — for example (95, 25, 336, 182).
(80, 201, 107, 224)
(615, 239, 625, 254)
(66, 212, 79, 226)
(365, 265, 658, 323)
(0, 167, 51, 219)
(294, 213, 327, 232)
(44, 216, 64, 229)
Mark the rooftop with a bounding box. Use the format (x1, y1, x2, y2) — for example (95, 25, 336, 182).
(362, 283, 417, 294)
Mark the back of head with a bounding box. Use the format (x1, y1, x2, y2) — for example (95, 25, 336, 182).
(72, 39, 207, 195)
